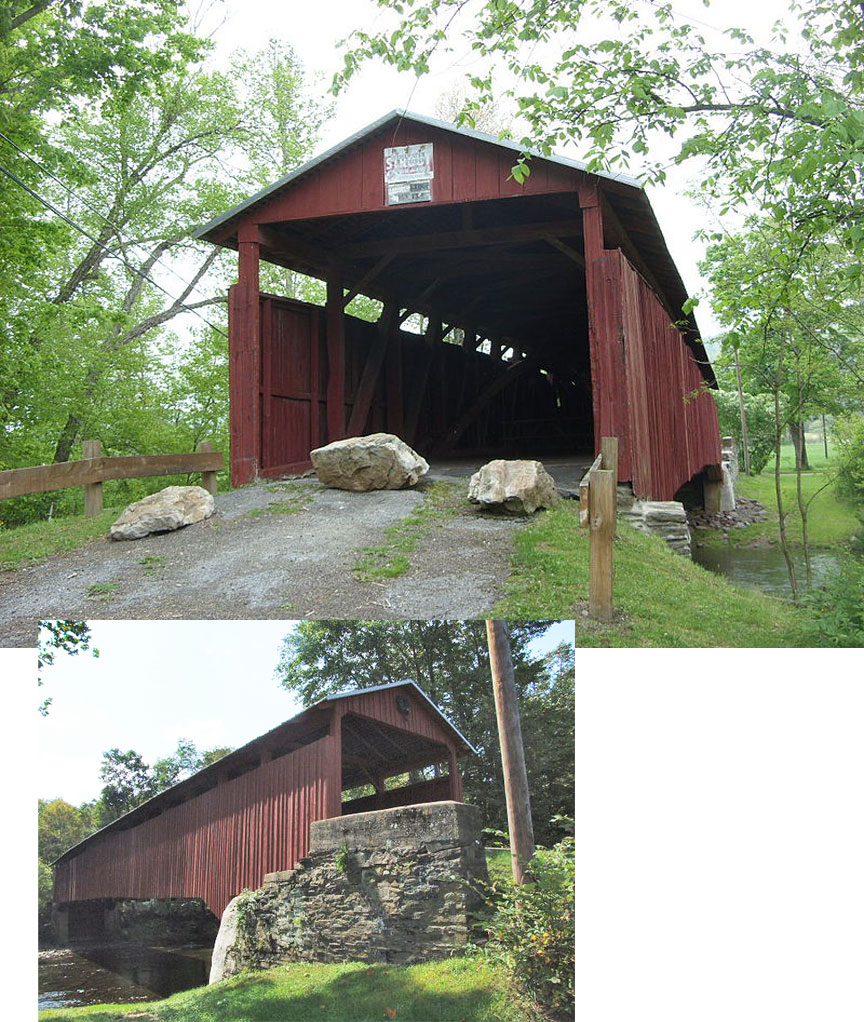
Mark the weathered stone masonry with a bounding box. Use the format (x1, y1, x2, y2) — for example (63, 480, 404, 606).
(210, 801, 488, 982)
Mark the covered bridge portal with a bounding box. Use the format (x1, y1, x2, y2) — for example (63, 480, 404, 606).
(53, 681, 472, 925)
(196, 111, 721, 501)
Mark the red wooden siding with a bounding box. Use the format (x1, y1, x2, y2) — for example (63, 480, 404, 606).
(255, 122, 580, 225)
(336, 687, 454, 748)
(53, 732, 340, 918)
(53, 685, 470, 919)
(260, 295, 325, 475)
(618, 253, 721, 499)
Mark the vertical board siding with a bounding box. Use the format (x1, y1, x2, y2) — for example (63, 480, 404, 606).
(53, 734, 339, 918)
(256, 123, 579, 224)
(53, 691, 465, 920)
(337, 687, 455, 749)
(618, 253, 721, 499)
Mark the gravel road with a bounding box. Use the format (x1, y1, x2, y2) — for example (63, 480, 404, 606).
(0, 475, 533, 648)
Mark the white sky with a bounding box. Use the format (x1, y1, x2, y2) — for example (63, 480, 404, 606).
(34, 618, 575, 805)
(193, 0, 799, 336)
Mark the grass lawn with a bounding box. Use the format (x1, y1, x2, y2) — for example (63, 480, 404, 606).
(38, 957, 534, 1022)
(0, 508, 119, 571)
(698, 443, 859, 551)
(494, 501, 814, 646)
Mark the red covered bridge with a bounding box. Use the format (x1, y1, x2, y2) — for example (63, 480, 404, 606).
(195, 110, 721, 501)
(52, 681, 473, 922)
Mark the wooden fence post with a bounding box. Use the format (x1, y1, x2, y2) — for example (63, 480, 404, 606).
(196, 441, 218, 495)
(580, 436, 618, 622)
(82, 440, 103, 517)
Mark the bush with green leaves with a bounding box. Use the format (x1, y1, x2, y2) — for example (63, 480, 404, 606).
(483, 837, 574, 1015)
(712, 388, 777, 475)
(834, 414, 864, 502)
(806, 556, 864, 648)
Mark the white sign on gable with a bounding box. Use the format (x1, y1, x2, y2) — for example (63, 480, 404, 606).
(384, 143, 434, 204)
(384, 143, 434, 183)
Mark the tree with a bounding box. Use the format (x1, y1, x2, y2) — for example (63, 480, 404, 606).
(702, 221, 864, 592)
(96, 739, 234, 825)
(37, 620, 98, 715)
(1, 19, 327, 525)
(274, 620, 574, 846)
(335, 1, 864, 264)
(98, 748, 159, 823)
(38, 797, 95, 863)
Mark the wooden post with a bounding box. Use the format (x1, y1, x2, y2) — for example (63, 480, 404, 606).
(196, 441, 218, 495)
(589, 467, 615, 622)
(82, 440, 103, 517)
(447, 745, 463, 802)
(580, 436, 618, 622)
(229, 233, 261, 487)
(326, 275, 346, 442)
(486, 620, 535, 885)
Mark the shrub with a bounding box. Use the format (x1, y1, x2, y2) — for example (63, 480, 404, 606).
(806, 556, 864, 647)
(834, 413, 864, 501)
(483, 837, 574, 1015)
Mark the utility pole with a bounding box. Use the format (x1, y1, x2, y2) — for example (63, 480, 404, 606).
(486, 620, 535, 884)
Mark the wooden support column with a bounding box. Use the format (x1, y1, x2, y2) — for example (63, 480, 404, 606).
(447, 745, 463, 802)
(386, 314, 404, 438)
(403, 314, 441, 446)
(326, 275, 346, 442)
(579, 179, 631, 482)
(346, 303, 397, 436)
(325, 705, 344, 820)
(229, 233, 262, 487)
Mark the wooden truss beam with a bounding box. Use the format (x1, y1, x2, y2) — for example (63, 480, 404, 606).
(341, 219, 580, 260)
(346, 303, 398, 436)
(431, 357, 539, 455)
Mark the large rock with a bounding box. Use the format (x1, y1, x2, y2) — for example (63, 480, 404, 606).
(468, 459, 560, 514)
(310, 433, 429, 491)
(109, 485, 214, 540)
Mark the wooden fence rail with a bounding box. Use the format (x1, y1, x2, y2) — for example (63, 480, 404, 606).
(0, 441, 224, 517)
(579, 436, 618, 622)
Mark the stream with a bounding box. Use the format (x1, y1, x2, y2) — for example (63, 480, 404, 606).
(38, 942, 212, 1011)
(691, 543, 842, 595)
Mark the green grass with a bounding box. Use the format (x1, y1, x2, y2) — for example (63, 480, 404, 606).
(699, 444, 858, 550)
(0, 508, 118, 571)
(495, 502, 814, 646)
(38, 958, 537, 1022)
(86, 582, 118, 600)
(353, 482, 464, 581)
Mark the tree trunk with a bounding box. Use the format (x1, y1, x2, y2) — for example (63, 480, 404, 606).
(734, 349, 751, 475)
(790, 419, 810, 471)
(793, 361, 811, 585)
(773, 345, 798, 600)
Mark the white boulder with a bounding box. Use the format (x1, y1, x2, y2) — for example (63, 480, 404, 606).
(109, 485, 214, 541)
(468, 459, 560, 514)
(310, 433, 429, 491)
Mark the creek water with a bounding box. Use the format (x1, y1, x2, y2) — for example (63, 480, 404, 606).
(38, 942, 212, 1010)
(691, 543, 842, 595)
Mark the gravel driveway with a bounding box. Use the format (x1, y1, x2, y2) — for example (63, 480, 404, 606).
(0, 475, 534, 648)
